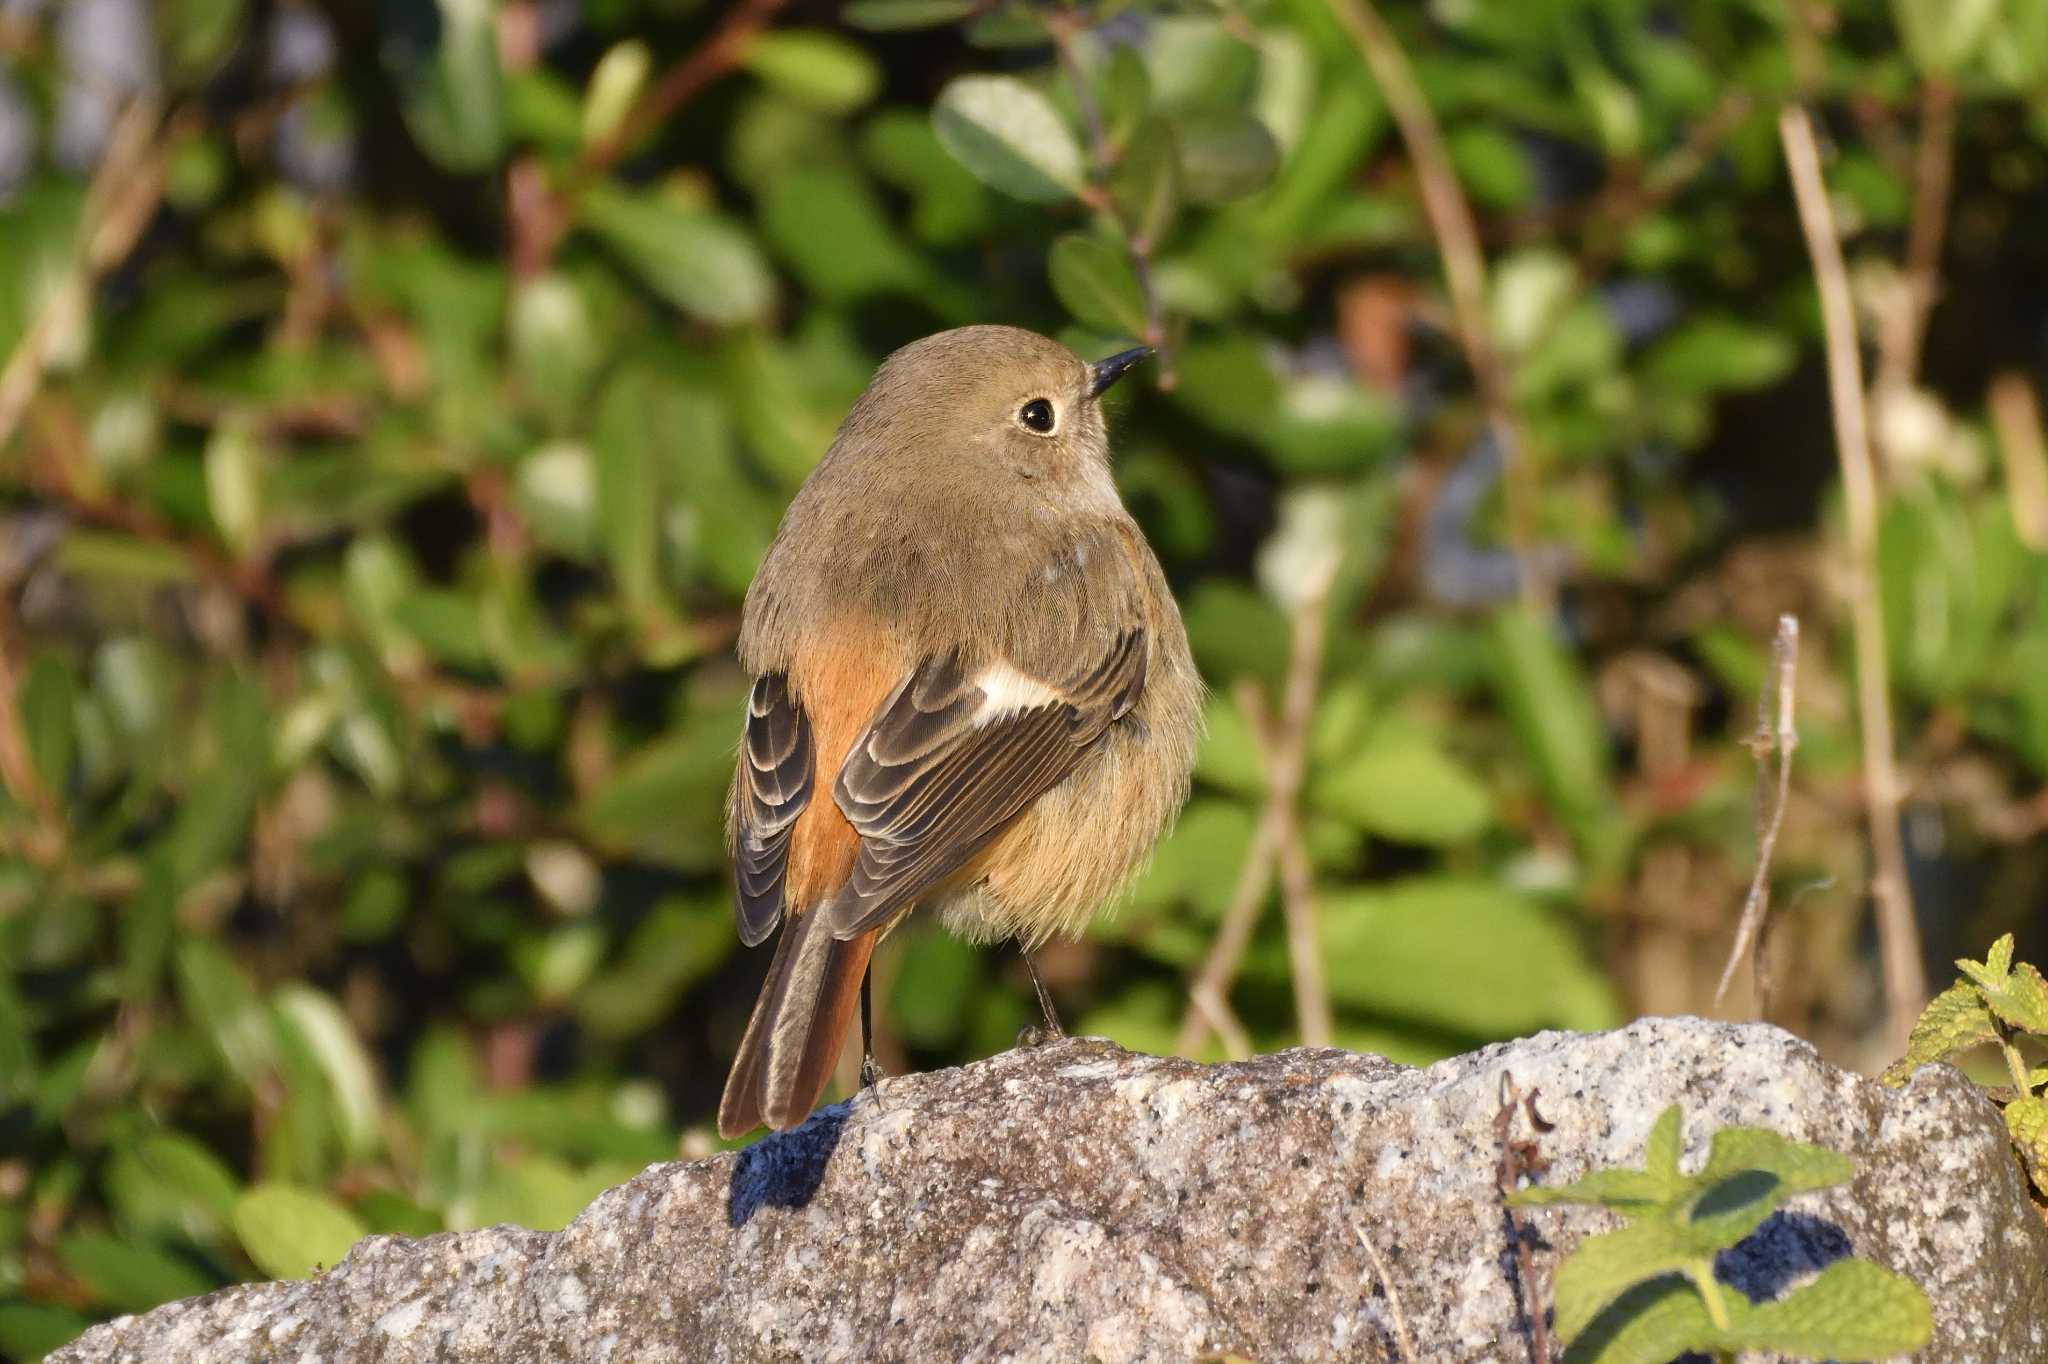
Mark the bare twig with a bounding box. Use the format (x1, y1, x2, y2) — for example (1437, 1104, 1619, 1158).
(579, 0, 789, 177)
(0, 592, 62, 863)
(0, 99, 170, 452)
(1871, 78, 1956, 415)
(1715, 614, 1801, 1010)
(1176, 551, 1339, 1054)
(1989, 373, 2048, 552)
(1779, 105, 1927, 1044)
(1352, 1219, 1418, 1364)
(1273, 559, 1338, 1048)
(1494, 1072, 1554, 1364)
(1045, 12, 1177, 388)
(1322, 0, 1544, 613)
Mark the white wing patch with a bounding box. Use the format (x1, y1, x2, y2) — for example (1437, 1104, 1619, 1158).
(972, 663, 1061, 726)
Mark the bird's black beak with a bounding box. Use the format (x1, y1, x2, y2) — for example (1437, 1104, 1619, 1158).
(1088, 346, 1154, 398)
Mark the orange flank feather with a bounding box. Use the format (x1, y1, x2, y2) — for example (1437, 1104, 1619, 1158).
(716, 627, 904, 1140)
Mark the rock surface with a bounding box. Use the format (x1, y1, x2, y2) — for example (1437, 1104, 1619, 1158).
(52, 1017, 2048, 1363)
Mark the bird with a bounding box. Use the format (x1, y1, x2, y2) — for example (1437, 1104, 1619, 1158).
(716, 325, 1203, 1140)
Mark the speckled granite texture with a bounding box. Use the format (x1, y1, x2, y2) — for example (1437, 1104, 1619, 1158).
(50, 1017, 2048, 1363)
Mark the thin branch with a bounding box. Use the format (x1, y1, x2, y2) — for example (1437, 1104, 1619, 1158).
(1715, 613, 1801, 1010)
(1176, 545, 1340, 1054)
(1352, 1219, 1418, 1364)
(1176, 683, 1278, 1057)
(579, 0, 789, 177)
(0, 99, 170, 452)
(0, 591, 62, 864)
(1990, 373, 2048, 552)
(1494, 1072, 1554, 1364)
(1871, 78, 1956, 413)
(1273, 558, 1340, 1047)
(1046, 13, 1177, 389)
(1322, 0, 1544, 614)
(1779, 105, 1927, 1044)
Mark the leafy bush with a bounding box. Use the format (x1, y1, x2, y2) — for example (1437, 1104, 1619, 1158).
(1885, 933, 2048, 1197)
(1510, 1105, 1931, 1364)
(1, 0, 2046, 1353)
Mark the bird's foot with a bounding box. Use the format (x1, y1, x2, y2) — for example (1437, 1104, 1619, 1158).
(859, 1053, 887, 1089)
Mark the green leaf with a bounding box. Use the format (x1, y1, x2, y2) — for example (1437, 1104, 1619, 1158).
(105, 1132, 241, 1243)
(391, 590, 493, 672)
(1488, 606, 1615, 850)
(175, 939, 277, 1090)
(759, 168, 936, 305)
(20, 655, 77, 798)
(1313, 877, 1619, 1034)
(1047, 234, 1148, 339)
(1519, 1106, 1689, 1214)
(468, 1154, 613, 1233)
(579, 185, 775, 326)
(233, 1184, 367, 1280)
(1893, 0, 1999, 73)
(742, 30, 882, 115)
(0, 1302, 91, 1362)
(844, 0, 974, 29)
(385, 0, 505, 172)
(2006, 1094, 2048, 1197)
(57, 1232, 213, 1314)
(1447, 124, 1532, 208)
(1565, 1259, 1931, 1363)
(595, 370, 663, 613)
(1957, 932, 2048, 1033)
(162, 674, 270, 890)
(1112, 117, 1181, 248)
(573, 897, 731, 1039)
(1176, 111, 1281, 204)
(1309, 723, 1492, 845)
(933, 75, 1085, 203)
(165, 0, 249, 84)
(1642, 316, 1794, 395)
(203, 418, 264, 553)
(273, 985, 385, 1164)
(1553, 1215, 1710, 1341)
(580, 40, 650, 151)
(889, 928, 980, 1047)
(1882, 981, 2001, 1083)
(1698, 1125, 1854, 1196)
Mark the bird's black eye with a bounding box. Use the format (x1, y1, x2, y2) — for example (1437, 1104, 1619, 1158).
(1019, 398, 1056, 434)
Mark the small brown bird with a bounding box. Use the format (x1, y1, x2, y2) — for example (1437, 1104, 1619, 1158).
(716, 325, 1202, 1139)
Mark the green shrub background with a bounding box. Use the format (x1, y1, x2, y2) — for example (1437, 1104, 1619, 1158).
(2, 0, 2047, 1353)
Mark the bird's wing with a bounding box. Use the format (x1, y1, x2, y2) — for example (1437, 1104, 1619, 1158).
(824, 630, 1147, 939)
(731, 672, 815, 946)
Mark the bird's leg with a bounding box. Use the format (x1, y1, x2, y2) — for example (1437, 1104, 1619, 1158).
(858, 966, 884, 1089)
(1016, 945, 1066, 1048)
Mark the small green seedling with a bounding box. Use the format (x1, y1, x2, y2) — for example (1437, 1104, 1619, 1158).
(1508, 1105, 1931, 1364)
(1883, 932, 2048, 1198)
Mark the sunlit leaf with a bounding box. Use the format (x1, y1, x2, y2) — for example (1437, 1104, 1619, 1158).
(933, 75, 1085, 203)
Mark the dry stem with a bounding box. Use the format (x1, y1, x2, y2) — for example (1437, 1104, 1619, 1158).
(1322, 0, 1543, 613)
(1990, 373, 2048, 552)
(1779, 105, 1927, 1044)
(1353, 1219, 1418, 1364)
(1176, 552, 1339, 1054)
(580, 0, 790, 177)
(1872, 78, 1956, 414)
(0, 99, 170, 452)
(1715, 613, 1801, 1010)
(1494, 1072, 1553, 1364)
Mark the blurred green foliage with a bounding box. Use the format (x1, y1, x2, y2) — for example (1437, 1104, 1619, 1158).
(1, 0, 2047, 1353)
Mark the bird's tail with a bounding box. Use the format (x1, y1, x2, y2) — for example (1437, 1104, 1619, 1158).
(717, 907, 877, 1140)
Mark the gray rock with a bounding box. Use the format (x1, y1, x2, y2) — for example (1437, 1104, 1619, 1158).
(51, 1017, 2048, 1363)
